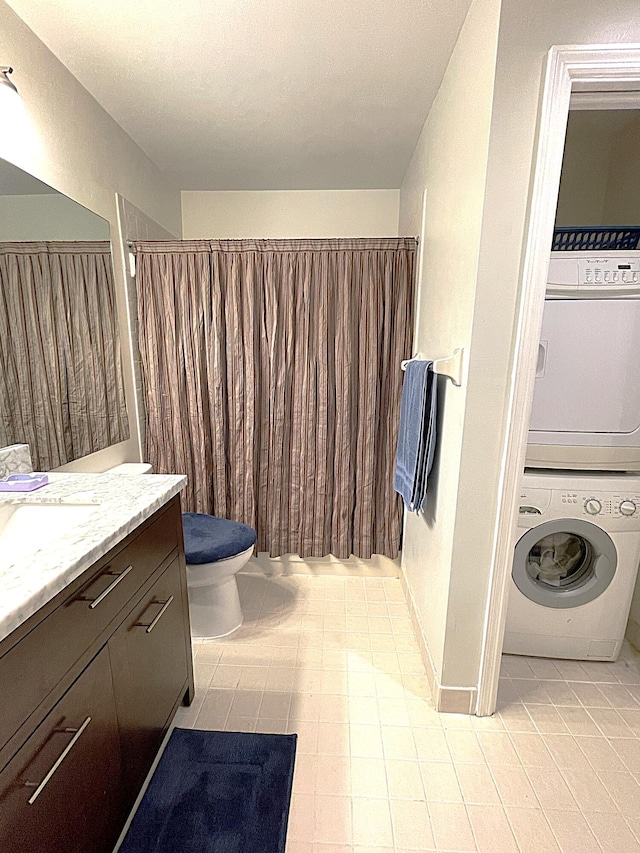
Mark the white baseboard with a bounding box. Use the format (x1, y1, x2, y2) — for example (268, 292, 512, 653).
(398, 570, 477, 715)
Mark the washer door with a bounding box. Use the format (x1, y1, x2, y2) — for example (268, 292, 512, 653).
(512, 518, 617, 609)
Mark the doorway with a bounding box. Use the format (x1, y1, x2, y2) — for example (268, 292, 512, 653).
(477, 46, 640, 716)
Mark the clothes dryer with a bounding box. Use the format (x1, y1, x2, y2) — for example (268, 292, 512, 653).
(504, 470, 640, 661)
(526, 249, 640, 471)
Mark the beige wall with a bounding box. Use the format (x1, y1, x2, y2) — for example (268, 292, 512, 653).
(629, 576, 640, 646)
(0, 0, 181, 471)
(182, 190, 400, 238)
(398, 0, 502, 684)
(555, 111, 640, 227)
(603, 113, 640, 225)
(555, 112, 616, 226)
(416, 0, 640, 693)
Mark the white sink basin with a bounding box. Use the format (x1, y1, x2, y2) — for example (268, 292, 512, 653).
(0, 503, 98, 567)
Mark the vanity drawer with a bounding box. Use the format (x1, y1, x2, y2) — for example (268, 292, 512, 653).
(0, 500, 180, 754)
(0, 645, 122, 853)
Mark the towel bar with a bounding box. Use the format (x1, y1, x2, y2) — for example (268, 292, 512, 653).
(400, 347, 465, 387)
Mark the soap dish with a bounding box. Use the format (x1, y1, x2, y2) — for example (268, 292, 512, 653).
(0, 473, 49, 492)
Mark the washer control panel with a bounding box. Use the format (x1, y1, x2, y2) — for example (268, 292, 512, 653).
(519, 476, 640, 532)
(559, 491, 640, 519)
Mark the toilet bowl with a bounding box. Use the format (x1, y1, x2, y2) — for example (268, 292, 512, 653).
(182, 513, 257, 640)
(185, 545, 255, 638)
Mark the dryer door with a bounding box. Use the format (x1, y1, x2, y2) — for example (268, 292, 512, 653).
(512, 518, 617, 609)
(529, 297, 640, 444)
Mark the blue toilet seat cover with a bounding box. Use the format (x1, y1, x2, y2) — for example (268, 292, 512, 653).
(182, 513, 258, 564)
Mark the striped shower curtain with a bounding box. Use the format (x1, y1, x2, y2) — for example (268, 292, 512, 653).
(134, 238, 415, 559)
(0, 241, 129, 470)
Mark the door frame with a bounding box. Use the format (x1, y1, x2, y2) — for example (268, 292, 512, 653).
(476, 44, 640, 716)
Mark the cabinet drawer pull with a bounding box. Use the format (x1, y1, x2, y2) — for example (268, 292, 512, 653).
(23, 716, 92, 805)
(135, 595, 175, 633)
(78, 565, 133, 609)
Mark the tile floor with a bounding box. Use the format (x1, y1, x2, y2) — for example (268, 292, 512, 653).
(173, 573, 640, 853)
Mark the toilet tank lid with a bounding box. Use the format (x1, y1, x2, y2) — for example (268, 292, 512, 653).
(106, 462, 152, 474)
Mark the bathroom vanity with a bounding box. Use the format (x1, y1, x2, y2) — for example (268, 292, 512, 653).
(0, 473, 194, 853)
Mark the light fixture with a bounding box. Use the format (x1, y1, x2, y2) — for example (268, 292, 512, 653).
(0, 66, 18, 94)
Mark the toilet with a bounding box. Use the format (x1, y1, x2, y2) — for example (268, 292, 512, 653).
(182, 513, 257, 639)
(104, 463, 256, 639)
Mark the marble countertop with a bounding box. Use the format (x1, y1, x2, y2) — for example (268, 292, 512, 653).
(0, 472, 187, 645)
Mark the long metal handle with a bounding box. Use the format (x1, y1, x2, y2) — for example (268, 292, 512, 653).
(78, 565, 133, 609)
(134, 595, 175, 634)
(24, 717, 92, 805)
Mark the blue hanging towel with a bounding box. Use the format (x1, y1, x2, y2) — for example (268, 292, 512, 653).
(394, 360, 438, 513)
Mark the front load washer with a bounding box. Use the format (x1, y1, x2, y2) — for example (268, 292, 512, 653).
(504, 470, 640, 661)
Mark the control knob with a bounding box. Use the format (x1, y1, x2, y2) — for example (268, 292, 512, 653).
(620, 500, 637, 517)
(584, 498, 602, 515)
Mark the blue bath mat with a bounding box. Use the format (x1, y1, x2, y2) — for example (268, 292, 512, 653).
(118, 728, 297, 853)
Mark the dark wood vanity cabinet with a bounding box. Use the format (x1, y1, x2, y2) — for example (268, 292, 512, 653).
(109, 556, 190, 809)
(0, 495, 194, 853)
(0, 646, 122, 853)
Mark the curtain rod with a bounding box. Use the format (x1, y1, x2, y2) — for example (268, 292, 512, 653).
(127, 238, 419, 246)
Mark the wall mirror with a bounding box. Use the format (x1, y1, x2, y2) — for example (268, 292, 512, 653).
(0, 159, 129, 471)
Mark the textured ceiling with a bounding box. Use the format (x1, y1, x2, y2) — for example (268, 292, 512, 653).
(6, 0, 472, 190)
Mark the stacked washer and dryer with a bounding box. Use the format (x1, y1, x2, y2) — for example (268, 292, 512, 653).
(503, 230, 640, 661)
